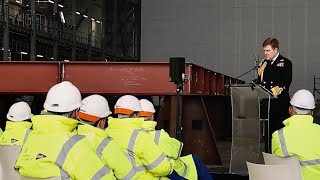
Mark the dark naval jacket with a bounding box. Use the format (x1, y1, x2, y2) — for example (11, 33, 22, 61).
(256, 54, 292, 135)
(257, 54, 292, 100)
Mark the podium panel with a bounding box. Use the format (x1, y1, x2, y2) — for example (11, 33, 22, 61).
(229, 85, 261, 175)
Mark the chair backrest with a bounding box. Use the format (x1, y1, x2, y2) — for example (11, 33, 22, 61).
(262, 152, 302, 180)
(0, 145, 23, 180)
(0, 145, 61, 180)
(20, 176, 61, 180)
(246, 161, 293, 180)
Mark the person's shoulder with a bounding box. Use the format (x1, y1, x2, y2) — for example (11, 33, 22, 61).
(279, 54, 292, 62)
(278, 55, 292, 67)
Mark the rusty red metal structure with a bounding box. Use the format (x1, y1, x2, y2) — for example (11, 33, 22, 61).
(0, 61, 244, 167)
(0, 61, 243, 95)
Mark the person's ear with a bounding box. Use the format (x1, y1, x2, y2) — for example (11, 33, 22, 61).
(71, 109, 79, 119)
(97, 118, 106, 129)
(288, 106, 294, 116)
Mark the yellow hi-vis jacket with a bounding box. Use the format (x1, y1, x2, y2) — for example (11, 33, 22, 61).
(143, 121, 198, 179)
(15, 115, 115, 180)
(77, 123, 139, 180)
(0, 128, 3, 137)
(272, 115, 320, 180)
(0, 121, 32, 145)
(106, 117, 173, 179)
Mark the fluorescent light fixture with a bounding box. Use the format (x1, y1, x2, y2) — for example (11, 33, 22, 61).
(36, 55, 43, 58)
(91, 18, 95, 21)
(16, 0, 20, 3)
(76, 11, 80, 15)
(96, 20, 101, 24)
(20, 52, 28, 55)
(58, 4, 64, 8)
(36, 0, 54, 3)
(82, 15, 88, 18)
(59, 11, 65, 23)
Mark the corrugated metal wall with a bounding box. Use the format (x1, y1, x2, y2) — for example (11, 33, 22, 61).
(141, 0, 320, 97)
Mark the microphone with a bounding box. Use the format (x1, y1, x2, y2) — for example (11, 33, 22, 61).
(256, 58, 267, 69)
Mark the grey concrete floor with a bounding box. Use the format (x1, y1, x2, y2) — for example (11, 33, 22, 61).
(209, 140, 266, 180)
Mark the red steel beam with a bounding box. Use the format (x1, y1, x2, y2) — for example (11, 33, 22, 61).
(0, 62, 60, 94)
(63, 62, 182, 95)
(0, 61, 244, 95)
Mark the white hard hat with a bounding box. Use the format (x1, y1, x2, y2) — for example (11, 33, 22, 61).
(139, 99, 155, 117)
(114, 95, 142, 115)
(7, 101, 33, 121)
(79, 94, 112, 122)
(290, 89, 315, 110)
(43, 81, 82, 112)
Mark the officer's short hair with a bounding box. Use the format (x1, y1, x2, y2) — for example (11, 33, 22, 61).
(263, 38, 279, 50)
(292, 106, 311, 115)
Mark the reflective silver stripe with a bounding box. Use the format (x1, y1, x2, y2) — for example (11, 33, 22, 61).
(177, 142, 183, 158)
(181, 161, 187, 177)
(60, 169, 70, 180)
(120, 168, 137, 180)
(92, 165, 111, 180)
(128, 129, 146, 171)
(135, 165, 146, 171)
(22, 129, 31, 145)
(96, 138, 112, 159)
(278, 128, 290, 157)
(154, 130, 161, 145)
(278, 129, 320, 167)
(145, 153, 167, 170)
(167, 157, 187, 177)
(300, 159, 320, 166)
(55, 135, 84, 179)
(96, 138, 136, 179)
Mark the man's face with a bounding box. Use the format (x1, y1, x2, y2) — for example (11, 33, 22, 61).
(263, 45, 278, 60)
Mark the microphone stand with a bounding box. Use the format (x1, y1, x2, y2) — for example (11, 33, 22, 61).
(175, 82, 183, 140)
(236, 65, 258, 79)
(235, 65, 259, 91)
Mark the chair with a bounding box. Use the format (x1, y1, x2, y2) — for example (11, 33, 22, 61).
(20, 176, 61, 180)
(262, 152, 302, 180)
(0, 145, 60, 180)
(0, 145, 23, 180)
(246, 161, 293, 180)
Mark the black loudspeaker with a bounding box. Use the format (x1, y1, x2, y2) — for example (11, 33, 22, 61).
(169, 57, 185, 83)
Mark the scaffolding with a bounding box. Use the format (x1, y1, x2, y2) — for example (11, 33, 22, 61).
(0, 0, 141, 61)
(314, 75, 320, 101)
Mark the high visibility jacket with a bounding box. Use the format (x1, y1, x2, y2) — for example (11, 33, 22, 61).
(0, 128, 3, 137)
(272, 115, 320, 180)
(15, 115, 115, 180)
(0, 121, 32, 145)
(143, 121, 198, 179)
(106, 117, 173, 179)
(77, 123, 138, 180)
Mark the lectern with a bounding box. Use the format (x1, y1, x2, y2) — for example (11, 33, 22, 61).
(229, 84, 276, 175)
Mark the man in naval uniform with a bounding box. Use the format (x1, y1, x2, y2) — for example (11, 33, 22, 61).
(256, 37, 292, 152)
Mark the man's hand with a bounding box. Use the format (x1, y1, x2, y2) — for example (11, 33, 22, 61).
(271, 86, 283, 96)
(258, 61, 267, 76)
